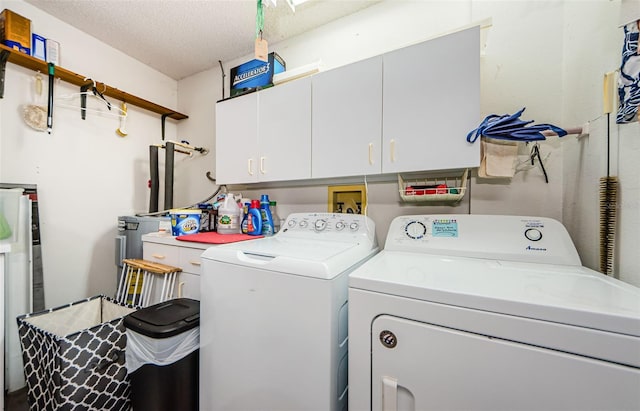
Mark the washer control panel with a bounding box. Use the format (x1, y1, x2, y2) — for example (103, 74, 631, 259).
(281, 213, 372, 236)
(384, 214, 581, 266)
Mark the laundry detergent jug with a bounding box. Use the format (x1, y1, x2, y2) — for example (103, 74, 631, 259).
(217, 194, 241, 234)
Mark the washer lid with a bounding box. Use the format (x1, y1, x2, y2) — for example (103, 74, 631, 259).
(202, 236, 378, 279)
(349, 251, 640, 336)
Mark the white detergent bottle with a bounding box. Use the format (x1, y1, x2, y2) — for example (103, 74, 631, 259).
(217, 194, 241, 234)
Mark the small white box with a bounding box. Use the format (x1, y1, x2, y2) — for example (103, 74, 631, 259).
(45, 38, 59, 65)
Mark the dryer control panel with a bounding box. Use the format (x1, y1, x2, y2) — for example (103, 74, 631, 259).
(385, 214, 581, 266)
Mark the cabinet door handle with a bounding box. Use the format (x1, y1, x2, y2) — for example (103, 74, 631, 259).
(381, 376, 398, 411)
(248, 158, 254, 175)
(151, 253, 165, 259)
(189, 260, 201, 266)
(369, 143, 374, 165)
(390, 139, 396, 162)
(178, 282, 185, 298)
(260, 156, 266, 174)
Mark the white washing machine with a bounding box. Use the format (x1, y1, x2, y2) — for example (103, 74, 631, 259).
(349, 214, 640, 411)
(200, 212, 378, 411)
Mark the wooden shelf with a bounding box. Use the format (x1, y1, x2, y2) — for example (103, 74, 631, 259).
(0, 44, 188, 120)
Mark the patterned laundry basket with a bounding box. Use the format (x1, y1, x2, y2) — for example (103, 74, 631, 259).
(17, 296, 137, 411)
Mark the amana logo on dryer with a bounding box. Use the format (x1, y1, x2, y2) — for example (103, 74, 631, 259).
(526, 245, 547, 252)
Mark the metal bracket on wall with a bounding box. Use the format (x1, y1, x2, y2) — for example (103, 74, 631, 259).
(80, 81, 92, 120)
(0, 49, 10, 98)
(161, 113, 170, 140)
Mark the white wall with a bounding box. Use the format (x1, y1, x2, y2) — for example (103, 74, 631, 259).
(0, 0, 181, 306)
(561, 0, 640, 286)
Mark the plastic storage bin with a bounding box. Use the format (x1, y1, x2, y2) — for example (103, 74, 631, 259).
(17, 295, 137, 411)
(124, 298, 200, 411)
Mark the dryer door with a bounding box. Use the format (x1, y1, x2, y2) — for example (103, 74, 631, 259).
(371, 315, 640, 411)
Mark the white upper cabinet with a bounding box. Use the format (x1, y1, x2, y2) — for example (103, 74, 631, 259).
(382, 26, 480, 173)
(311, 56, 383, 179)
(215, 26, 480, 184)
(259, 77, 312, 182)
(215, 92, 259, 184)
(215, 77, 312, 184)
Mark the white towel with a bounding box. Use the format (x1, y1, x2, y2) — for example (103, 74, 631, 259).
(479, 137, 518, 178)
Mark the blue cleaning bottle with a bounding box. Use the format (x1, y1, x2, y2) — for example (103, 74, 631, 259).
(241, 203, 250, 234)
(260, 194, 274, 236)
(247, 200, 263, 236)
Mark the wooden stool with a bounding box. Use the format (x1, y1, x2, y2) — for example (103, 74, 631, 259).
(116, 258, 182, 307)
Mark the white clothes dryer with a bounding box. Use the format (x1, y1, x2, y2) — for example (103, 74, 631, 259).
(349, 214, 640, 411)
(200, 213, 378, 411)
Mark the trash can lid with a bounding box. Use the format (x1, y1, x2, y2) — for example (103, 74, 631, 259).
(124, 298, 200, 338)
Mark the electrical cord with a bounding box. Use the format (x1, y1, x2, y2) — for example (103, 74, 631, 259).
(136, 184, 226, 217)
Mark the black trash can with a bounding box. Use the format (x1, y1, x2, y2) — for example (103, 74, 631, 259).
(123, 298, 200, 411)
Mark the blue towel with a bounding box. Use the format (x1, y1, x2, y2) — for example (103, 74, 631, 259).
(467, 108, 567, 143)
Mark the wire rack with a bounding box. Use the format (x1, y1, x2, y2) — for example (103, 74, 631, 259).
(398, 169, 469, 203)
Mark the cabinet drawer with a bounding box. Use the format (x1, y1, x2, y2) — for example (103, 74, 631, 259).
(143, 243, 180, 266)
(179, 247, 205, 275)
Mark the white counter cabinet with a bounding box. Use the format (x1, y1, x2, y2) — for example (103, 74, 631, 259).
(142, 233, 212, 301)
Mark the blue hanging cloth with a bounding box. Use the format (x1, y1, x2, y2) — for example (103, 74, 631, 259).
(617, 21, 640, 123)
(467, 108, 567, 143)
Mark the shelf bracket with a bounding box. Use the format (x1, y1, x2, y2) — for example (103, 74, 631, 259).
(161, 113, 170, 141)
(0, 50, 10, 99)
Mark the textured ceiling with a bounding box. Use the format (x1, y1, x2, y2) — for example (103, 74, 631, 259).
(24, 0, 381, 80)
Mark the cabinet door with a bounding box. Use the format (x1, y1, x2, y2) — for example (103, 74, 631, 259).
(382, 26, 480, 173)
(177, 272, 200, 300)
(258, 77, 312, 182)
(312, 56, 383, 179)
(215, 93, 259, 184)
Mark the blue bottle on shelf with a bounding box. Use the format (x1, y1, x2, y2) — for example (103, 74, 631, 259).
(260, 194, 274, 236)
(241, 203, 250, 234)
(247, 200, 263, 236)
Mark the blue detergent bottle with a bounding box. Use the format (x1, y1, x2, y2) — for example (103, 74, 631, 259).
(241, 203, 250, 234)
(260, 194, 274, 236)
(247, 200, 263, 236)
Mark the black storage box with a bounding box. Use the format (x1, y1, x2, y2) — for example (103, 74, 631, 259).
(124, 298, 200, 411)
(17, 295, 137, 411)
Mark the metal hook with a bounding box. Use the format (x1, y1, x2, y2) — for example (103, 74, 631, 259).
(92, 83, 112, 110)
(529, 143, 549, 183)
